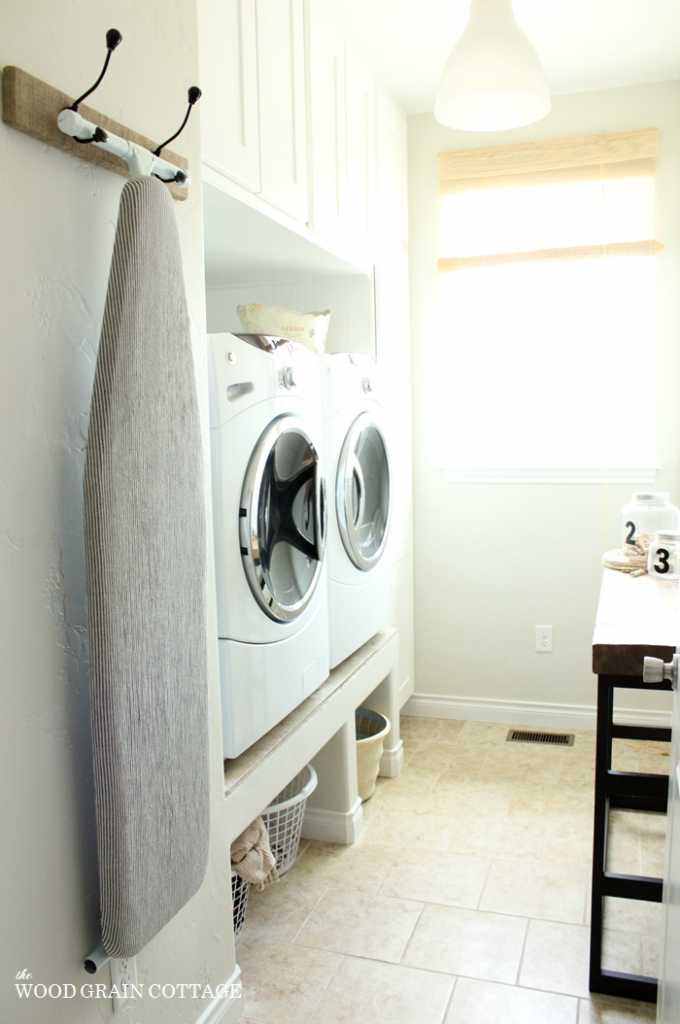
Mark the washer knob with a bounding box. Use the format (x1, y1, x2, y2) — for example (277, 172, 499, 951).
(281, 366, 297, 389)
(362, 377, 373, 394)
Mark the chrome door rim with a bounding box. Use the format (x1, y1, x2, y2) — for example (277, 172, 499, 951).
(240, 414, 326, 622)
(336, 412, 390, 571)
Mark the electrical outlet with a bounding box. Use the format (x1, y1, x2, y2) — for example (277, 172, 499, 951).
(110, 956, 138, 1012)
(535, 625, 553, 652)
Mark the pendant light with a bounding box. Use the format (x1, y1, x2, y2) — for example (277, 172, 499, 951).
(435, 0, 551, 132)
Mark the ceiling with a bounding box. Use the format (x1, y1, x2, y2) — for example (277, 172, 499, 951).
(330, 0, 680, 115)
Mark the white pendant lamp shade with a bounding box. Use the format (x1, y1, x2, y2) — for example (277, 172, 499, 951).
(435, 0, 551, 132)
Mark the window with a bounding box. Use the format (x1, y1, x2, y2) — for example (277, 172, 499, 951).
(436, 129, 662, 482)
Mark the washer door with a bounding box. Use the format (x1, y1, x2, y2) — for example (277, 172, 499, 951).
(240, 415, 326, 623)
(336, 412, 390, 571)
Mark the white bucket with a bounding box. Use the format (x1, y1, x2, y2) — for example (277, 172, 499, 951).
(356, 709, 390, 801)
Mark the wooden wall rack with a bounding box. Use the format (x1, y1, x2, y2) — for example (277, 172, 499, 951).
(1, 66, 188, 201)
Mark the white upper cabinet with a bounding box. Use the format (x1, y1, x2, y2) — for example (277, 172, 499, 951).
(375, 87, 408, 242)
(199, 0, 407, 247)
(305, 2, 347, 239)
(344, 46, 375, 245)
(256, 0, 308, 221)
(198, 0, 261, 192)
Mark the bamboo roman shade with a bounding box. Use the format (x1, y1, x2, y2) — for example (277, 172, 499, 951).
(437, 128, 662, 273)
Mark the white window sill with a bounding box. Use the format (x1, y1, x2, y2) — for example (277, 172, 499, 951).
(442, 467, 658, 485)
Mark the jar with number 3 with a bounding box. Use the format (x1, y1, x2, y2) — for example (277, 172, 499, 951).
(648, 530, 680, 580)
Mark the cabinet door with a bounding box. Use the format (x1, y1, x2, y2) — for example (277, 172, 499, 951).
(375, 87, 408, 242)
(305, 2, 346, 239)
(345, 46, 375, 244)
(256, 0, 308, 221)
(198, 0, 260, 191)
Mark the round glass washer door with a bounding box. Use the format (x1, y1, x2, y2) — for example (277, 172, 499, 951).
(336, 412, 390, 571)
(240, 414, 326, 623)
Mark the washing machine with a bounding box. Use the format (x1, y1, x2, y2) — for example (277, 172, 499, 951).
(322, 353, 392, 669)
(208, 333, 329, 758)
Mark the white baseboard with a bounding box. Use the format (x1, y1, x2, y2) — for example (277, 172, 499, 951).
(403, 693, 672, 731)
(193, 967, 242, 1024)
(379, 739, 404, 777)
(301, 798, 364, 844)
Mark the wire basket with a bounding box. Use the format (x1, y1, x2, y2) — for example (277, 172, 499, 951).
(261, 763, 318, 875)
(231, 870, 250, 939)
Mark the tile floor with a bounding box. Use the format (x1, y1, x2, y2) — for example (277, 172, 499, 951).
(235, 717, 670, 1024)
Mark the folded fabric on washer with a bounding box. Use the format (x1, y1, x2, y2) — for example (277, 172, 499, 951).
(231, 816, 279, 889)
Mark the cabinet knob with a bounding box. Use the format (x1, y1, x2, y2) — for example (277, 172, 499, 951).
(643, 653, 678, 687)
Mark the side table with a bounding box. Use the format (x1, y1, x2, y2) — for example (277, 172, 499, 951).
(590, 569, 676, 1003)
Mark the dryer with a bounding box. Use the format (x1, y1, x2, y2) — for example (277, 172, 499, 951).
(322, 353, 392, 669)
(209, 333, 329, 758)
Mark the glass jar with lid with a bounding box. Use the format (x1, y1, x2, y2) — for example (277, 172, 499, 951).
(648, 530, 680, 580)
(621, 493, 680, 557)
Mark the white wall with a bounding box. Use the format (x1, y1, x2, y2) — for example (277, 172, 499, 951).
(206, 275, 375, 355)
(408, 82, 680, 726)
(0, 4, 237, 1021)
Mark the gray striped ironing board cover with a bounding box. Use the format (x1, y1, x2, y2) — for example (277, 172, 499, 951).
(84, 175, 210, 958)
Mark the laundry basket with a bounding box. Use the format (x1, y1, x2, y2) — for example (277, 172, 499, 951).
(356, 709, 391, 801)
(261, 764, 318, 875)
(230, 870, 250, 939)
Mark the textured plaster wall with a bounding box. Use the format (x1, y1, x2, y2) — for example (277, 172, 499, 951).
(0, 4, 237, 1022)
(408, 82, 680, 721)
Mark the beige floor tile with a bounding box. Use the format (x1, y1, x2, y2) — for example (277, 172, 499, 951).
(570, 731, 597, 757)
(380, 846, 490, 907)
(636, 750, 670, 775)
(559, 755, 597, 789)
(480, 858, 588, 923)
(509, 782, 594, 821)
(371, 765, 440, 810)
(428, 777, 517, 817)
(606, 827, 641, 875)
(642, 933, 659, 976)
(578, 994, 658, 1022)
(294, 887, 423, 962)
(401, 739, 420, 766)
(457, 721, 513, 744)
(519, 919, 591, 997)
(603, 896, 662, 936)
(360, 790, 385, 822)
(601, 928, 643, 975)
(445, 976, 578, 1024)
(408, 740, 490, 777)
(634, 811, 667, 837)
(403, 903, 527, 983)
(240, 879, 326, 942)
(284, 839, 400, 895)
(399, 715, 466, 743)
(361, 804, 463, 849)
(237, 938, 340, 1024)
(640, 831, 666, 876)
(481, 744, 563, 785)
(448, 813, 546, 860)
(312, 955, 454, 1024)
(611, 741, 642, 773)
(543, 819, 594, 869)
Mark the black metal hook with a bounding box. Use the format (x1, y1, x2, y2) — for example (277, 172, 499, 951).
(153, 86, 202, 157)
(69, 29, 122, 113)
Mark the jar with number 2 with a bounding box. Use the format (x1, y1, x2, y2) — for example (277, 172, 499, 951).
(621, 493, 680, 557)
(647, 530, 680, 580)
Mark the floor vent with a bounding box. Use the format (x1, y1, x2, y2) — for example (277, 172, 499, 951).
(506, 729, 575, 746)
